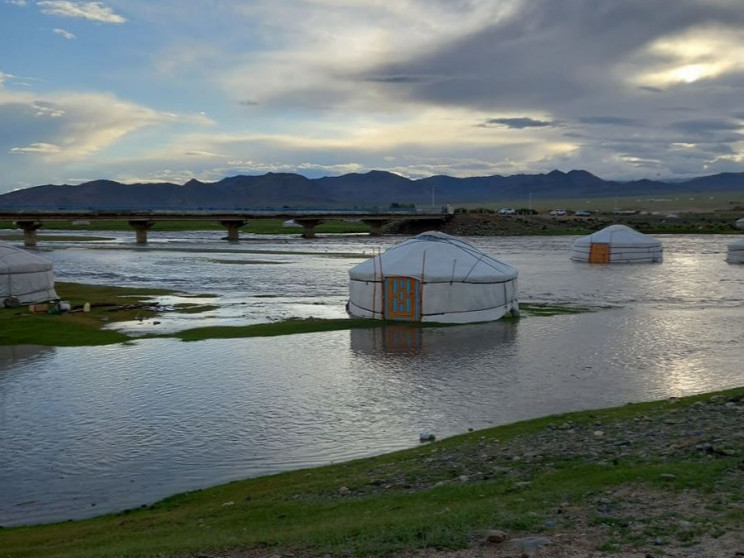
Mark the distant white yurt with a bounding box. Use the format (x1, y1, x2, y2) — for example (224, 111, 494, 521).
(0, 242, 58, 307)
(726, 237, 744, 263)
(347, 231, 518, 324)
(736, 218, 744, 230)
(571, 224, 662, 263)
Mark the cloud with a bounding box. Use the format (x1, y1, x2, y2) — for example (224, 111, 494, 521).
(362, 74, 427, 84)
(629, 25, 744, 88)
(0, 87, 213, 168)
(10, 142, 61, 154)
(37, 1, 126, 24)
(5, 0, 744, 189)
(671, 119, 744, 135)
(481, 117, 556, 129)
(53, 28, 76, 39)
(578, 116, 639, 126)
(6, 0, 27, 6)
(185, 150, 224, 158)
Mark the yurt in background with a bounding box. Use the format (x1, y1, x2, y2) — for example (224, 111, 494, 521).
(570, 224, 662, 263)
(735, 218, 744, 230)
(0, 242, 58, 307)
(347, 231, 518, 324)
(726, 237, 744, 263)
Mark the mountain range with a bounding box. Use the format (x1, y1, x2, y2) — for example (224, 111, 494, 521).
(1, 169, 743, 209)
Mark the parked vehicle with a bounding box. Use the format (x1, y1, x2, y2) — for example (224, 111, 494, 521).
(574, 210, 591, 217)
(549, 209, 567, 216)
(498, 208, 516, 215)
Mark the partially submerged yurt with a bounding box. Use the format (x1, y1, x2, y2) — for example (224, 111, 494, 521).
(726, 237, 744, 263)
(347, 231, 518, 324)
(570, 224, 662, 263)
(0, 242, 58, 307)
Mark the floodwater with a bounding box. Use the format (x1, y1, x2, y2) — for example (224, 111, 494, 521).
(1, 231, 743, 526)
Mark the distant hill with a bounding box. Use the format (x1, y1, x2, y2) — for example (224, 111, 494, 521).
(1, 169, 742, 209)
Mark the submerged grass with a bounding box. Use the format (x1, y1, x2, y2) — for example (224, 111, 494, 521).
(163, 317, 450, 342)
(518, 302, 595, 316)
(2, 386, 743, 557)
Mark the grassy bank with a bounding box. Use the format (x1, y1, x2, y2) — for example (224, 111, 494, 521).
(1, 282, 582, 346)
(0, 282, 172, 346)
(0, 219, 371, 235)
(2, 386, 743, 557)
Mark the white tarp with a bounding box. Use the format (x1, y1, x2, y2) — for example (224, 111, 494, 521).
(348, 231, 519, 323)
(0, 242, 58, 307)
(726, 237, 744, 263)
(570, 224, 663, 263)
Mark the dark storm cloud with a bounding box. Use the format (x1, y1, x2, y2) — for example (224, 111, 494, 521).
(481, 117, 555, 129)
(362, 74, 426, 83)
(639, 86, 664, 93)
(672, 119, 743, 134)
(359, 0, 744, 110)
(578, 116, 639, 126)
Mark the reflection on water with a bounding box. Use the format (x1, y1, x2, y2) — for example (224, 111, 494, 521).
(1, 234, 743, 527)
(349, 322, 517, 357)
(0, 345, 56, 370)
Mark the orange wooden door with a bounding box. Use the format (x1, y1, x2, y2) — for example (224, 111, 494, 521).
(589, 242, 611, 263)
(384, 276, 421, 321)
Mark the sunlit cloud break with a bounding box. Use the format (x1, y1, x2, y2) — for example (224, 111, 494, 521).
(37, 1, 126, 24)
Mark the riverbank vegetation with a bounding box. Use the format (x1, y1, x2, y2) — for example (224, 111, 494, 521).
(0, 282, 171, 346)
(2, 386, 743, 557)
(0, 282, 590, 346)
(0, 218, 371, 236)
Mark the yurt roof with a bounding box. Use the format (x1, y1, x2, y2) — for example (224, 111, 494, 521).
(349, 231, 517, 283)
(0, 242, 54, 273)
(572, 224, 661, 248)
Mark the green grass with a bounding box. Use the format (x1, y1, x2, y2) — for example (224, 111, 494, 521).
(1, 219, 372, 234)
(457, 191, 744, 214)
(0, 282, 172, 346)
(164, 318, 448, 342)
(2, 386, 743, 557)
(1, 280, 593, 346)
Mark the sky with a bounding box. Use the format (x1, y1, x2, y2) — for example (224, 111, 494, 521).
(2, 0, 744, 194)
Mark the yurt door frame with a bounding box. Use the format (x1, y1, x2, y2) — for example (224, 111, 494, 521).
(589, 242, 611, 263)
(383, 276, 421, 321)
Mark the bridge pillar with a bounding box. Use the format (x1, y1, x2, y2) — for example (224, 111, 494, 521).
(16, 220, 43, 247)
(128, 220, 155, 244)
(295, 219, 324, 239)
(361, 219, 391, 236)
(219, 220, 247, 242)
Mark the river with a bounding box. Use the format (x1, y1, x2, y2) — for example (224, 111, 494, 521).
(0, 231, 742, 526)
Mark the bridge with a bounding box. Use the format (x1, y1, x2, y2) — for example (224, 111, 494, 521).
(0, 207, 453, 246)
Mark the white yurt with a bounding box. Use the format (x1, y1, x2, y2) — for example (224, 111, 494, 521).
(726, 237, 744, 263)
(570, 224, 662, 263)
(0, 242, 58, 307)
(347, 231, 518, 324)
(735, 218, 744, 230)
